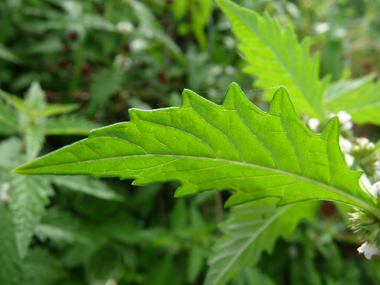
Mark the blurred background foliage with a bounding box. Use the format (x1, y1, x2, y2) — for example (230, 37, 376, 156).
(0, 0, 380, 284)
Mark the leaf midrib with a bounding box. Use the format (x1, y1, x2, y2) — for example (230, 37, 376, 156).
(18, 153, 374, 213)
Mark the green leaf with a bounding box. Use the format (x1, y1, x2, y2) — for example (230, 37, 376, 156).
(51, 176, 124, 201)
(187, 244, 205, 283)
(25, 124, 45, 161)
(0, 90, 29, 115)
(9, 175, 54, 258)
(0, 205, 66, 285)
(13, 84, 378, 217)
(87, 68, 125, 115)
(0, 44, 22, 64)
(217, 0, 329, 120)
(24, 81, 47, 114)
(205, 198, 319, 285)
(0, 204, 23, 285)
(45, 114, 100, 136)
(0, 98, 19, 130)
(324, 73, 380, 125)
(39, 103, 80, 118)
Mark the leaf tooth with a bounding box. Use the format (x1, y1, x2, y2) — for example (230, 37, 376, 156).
(182, 89, 198, 108)
(174, 181, 198, 197)
(268, 86, 292, 117)
(222, 82, 247, 110)
(225, 191, 250, 208)
(321, 116, 339, 142)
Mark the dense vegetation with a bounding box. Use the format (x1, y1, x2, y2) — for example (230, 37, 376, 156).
(1, 0, 380, 284)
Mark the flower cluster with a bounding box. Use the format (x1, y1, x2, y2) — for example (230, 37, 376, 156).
(350, 138, 380, 178)
(350, 182, 380, 259)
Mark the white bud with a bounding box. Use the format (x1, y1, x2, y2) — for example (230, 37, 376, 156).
(358, 242, 380, 259)
(356, 138, 370, 148)
(307, 118, 320, 132)
(337, 111, 352, 124)
(116, 21, 134, 34)
(339, 137, 352, 153)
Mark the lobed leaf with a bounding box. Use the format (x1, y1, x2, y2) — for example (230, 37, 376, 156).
(217, 0, 329, 120)
(13, 83, 378, 217)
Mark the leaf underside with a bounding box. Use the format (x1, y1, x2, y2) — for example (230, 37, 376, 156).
(13, 83, 371, 210)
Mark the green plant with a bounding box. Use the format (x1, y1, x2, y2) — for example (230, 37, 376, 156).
(3, 0, 380, 284)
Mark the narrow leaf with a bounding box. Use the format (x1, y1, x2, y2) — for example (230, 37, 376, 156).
(0, 90, 29, 115)
(217, 0, 329, 120)
(13, 84, 378, 217)
(324, 73, 380, 125)
(205, 198, 319, 285)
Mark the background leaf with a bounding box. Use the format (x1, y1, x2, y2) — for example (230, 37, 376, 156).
(205, 198, 319, 285)
(324, 73, 380, 125)
(217, 0, 329, 120)
(9, 175, 54, 258)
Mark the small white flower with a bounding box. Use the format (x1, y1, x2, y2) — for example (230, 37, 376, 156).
(358, 242, 380, 259)
(307, 118, 320, 132)
(116, 21, 134, 34)
(356, 137, 369, 148)
(337, 111, 352, 124)
(337, 111, 353, 131)
(114, 54, 132, 70)
(0, 182, 11, 204)
(339, 137, 352, 153)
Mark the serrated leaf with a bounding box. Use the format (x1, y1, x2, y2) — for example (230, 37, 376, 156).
(25, 124, 45, 161)
(0, 98, 19, 131)
(217, 0, 329, 120)
(0, 204, 23, 285)
(45, 114, 100, 135)
(205, 198, 319, 285)
(324, 73, 380, 125)
(9, 175, 54, 258)
(51, 176, 124, 201)
(0, 205, 66, 285)
(24, 81, 47, 114)
(13, 84, 379, 217)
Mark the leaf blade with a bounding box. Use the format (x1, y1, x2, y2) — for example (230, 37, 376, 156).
(217, 0, 329, 120)
(205, 198, 319, 285)
(13, 84, 376, 216)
